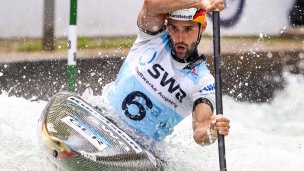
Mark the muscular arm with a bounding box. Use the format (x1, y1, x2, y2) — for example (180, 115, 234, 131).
(192, 103, 216, 145)
(192, 103, 230, 145)
(137, 0, 225, 33)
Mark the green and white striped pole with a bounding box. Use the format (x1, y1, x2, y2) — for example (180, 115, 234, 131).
(68, 0, 77, 92)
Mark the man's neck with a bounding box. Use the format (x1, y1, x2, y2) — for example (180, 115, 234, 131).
(171, 49, 199, 63)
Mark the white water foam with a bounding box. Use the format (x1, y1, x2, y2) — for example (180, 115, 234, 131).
(0, 72, 303, 171)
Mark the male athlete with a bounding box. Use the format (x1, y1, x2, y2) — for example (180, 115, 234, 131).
(105, 0, 230, 147)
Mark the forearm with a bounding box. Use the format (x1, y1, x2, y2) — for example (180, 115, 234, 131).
(193, 125, 217, 145)
(192, 103, 217, 145)
(193, 126, 209, 145)
(138, 0, 201, 32)
(143, 0, 201, 15)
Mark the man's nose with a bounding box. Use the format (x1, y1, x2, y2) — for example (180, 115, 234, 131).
(176, 31, 184, 42)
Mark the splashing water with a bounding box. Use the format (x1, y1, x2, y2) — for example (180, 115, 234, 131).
(0, 72, 303, 171)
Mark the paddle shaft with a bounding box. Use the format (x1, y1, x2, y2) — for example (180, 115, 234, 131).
(212, 11, 227, 171)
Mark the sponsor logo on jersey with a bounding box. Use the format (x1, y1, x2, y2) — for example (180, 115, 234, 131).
(199, 83, 215, 94)
(190, 68, 198, 76)
(139, 48, 157, 66)
(147, 64, 186, 103)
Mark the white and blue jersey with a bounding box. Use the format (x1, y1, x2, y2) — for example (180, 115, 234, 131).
(106, 28, 215, 141)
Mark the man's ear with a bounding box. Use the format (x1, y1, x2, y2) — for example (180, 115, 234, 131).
(200, 21, 207, 33)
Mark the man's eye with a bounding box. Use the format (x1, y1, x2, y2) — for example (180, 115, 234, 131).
(185, 28, 192, 32)
(170, 26, 178, 31)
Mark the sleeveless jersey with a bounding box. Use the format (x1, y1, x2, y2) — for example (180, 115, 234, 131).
(106, 32, 215, 141)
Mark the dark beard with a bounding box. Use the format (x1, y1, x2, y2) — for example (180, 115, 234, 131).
(172, 41, 197, 59)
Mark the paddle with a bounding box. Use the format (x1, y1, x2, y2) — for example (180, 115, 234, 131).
(212, 10, 227, 171)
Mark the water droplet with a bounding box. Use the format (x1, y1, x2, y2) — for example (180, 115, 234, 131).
(267, 52, 273, 58)
(259, 33, 263, 38)
(298, 52, 304, 59)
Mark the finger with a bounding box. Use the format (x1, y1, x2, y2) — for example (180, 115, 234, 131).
(213, 122, 230, 133)
(215, 121, 230, 127)
(210, 115, 216, 121)
(207, 1, 225, 12)
(210, 121, 216, 130)
(219, 129, 229, 136)
(217, 126, 230, 136)
(215, 117, 230, 123)
(214, 126, 230, 133)
(210, 116, 229, 128)
(205, 5, 216, 12)
(217, 4, 226, 11)
(217, 125, 230, 131)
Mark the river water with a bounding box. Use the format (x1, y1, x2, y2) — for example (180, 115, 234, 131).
(0, 0, 302, 170)
(0, 72, 303, 171)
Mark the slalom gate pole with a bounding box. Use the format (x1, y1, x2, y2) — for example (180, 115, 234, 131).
(68, 0, 77, 92)
(212, 10, 227, 171)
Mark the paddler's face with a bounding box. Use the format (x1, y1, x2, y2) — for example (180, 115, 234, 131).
(167, 19, 206, 59)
